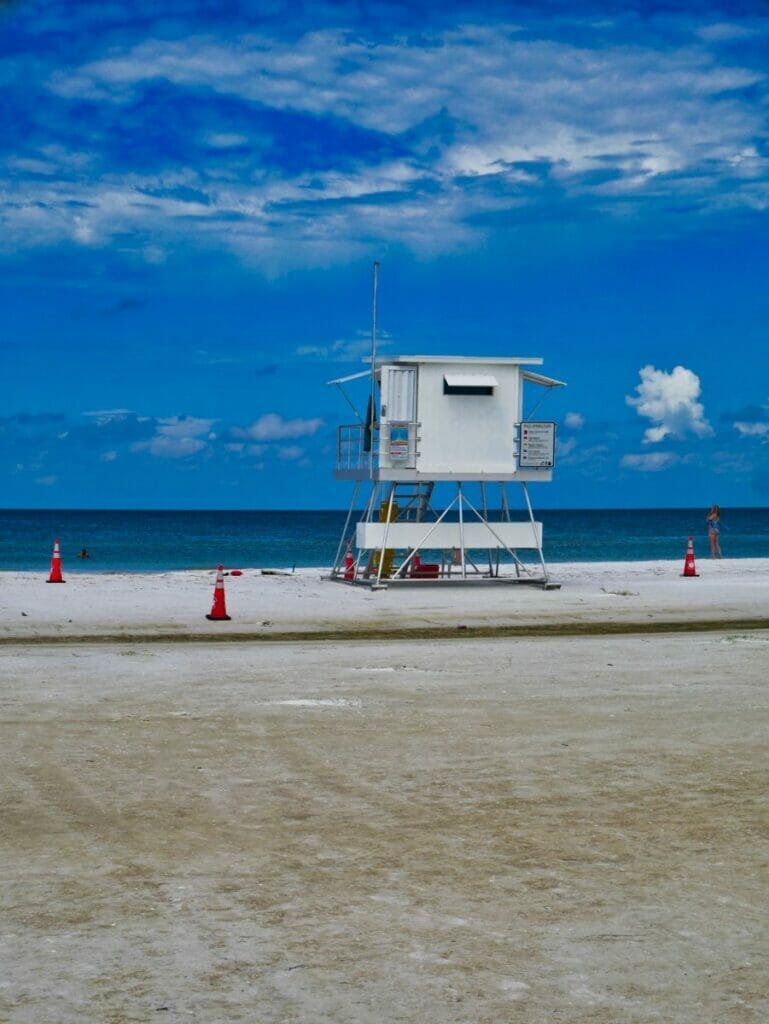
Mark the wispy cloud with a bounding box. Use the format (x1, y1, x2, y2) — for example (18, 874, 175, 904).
(130, 415, 215, 458)
(729, 399, 769, 441)
(564, 411, 585, 430)
(734, 420, 769, 438)
(621, 451, 681, 472)
(626, 364, 713, 443)
(2, 6, 767, 266)
(2, 404, 331, 475)
(695, 22, 757, 42)
(234, 412, 324, 442)
(297, 334, 380, 361)
(277, 444, 305, 460)
(558, 442, 610, 468)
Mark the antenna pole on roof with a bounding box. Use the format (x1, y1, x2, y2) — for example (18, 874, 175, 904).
(361, 260, 380, 462)
(370, 260, 379, 407)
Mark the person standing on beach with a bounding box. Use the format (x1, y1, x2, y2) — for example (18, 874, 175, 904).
(706, 504, 722, 558)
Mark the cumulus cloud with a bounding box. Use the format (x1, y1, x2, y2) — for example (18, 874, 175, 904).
(1, 400, 333, 489)
(136, 435, 207, 458)
(564, 411, 585, 430)
(626, 365, 713, 443)
(621, 452, 680, 472)
(131, 415, 215, 459)
(237, 412, 324, 442)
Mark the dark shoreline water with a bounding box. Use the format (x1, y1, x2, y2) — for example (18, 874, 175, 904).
(1, 507, 767, 573)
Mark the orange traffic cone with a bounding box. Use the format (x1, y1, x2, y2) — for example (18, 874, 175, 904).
(681, 536, 699, 577)
(206, 565, 231, 620)
(47, 538, 65, 583)
(344, 540, 355, 581)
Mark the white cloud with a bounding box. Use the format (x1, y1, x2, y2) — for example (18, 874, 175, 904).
(621, 452, 680, 472)
(132, 435, 207, 458)
(204, 132, 249, 148)
(84, 408, 136, 425)
(72, 215, 97, 245)
(557, 437, 577, 457)
(47, 29, 765, 157)
(131, 415, 215, 458)
(11, 19, 763, 265)
(696, 23, 756, 42)
(297, 335, 377, 360)
(734, 420, 769, 438)
(77, 408, 325, 463)
(277, 445, 304, 460)
(239, 412, 324, 442)
(154, 415, 214, 439)
(564, 411, 585, 430)
(558, 442, 610, 468)
(626, 365, 712, 443)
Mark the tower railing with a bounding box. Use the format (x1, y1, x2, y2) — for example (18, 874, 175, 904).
(336, 424, 379, 472)
(336, 421, 419, 472)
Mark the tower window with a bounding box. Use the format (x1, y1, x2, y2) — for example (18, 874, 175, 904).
(443, 374, 498, 396)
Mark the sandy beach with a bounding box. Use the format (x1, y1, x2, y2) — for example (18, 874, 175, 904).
(2, 557, 769, 641)
(2, 561, 768, 1022)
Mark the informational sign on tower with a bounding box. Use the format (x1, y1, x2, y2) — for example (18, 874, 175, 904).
(518, 421, 556, 468)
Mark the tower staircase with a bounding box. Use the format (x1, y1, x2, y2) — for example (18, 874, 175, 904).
(387, 480, 435, 522)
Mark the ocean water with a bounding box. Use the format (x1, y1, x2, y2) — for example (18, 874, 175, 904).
(1, 507, 767, 573)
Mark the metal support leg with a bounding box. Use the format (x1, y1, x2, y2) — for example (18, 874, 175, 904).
(457, 482, 467, 579)
(521, 481, 548, 584)
(332, 481, 361, 577)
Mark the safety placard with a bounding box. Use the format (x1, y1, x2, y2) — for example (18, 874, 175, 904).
(518, 421, 555, 468)
(388, 423, 411, 462)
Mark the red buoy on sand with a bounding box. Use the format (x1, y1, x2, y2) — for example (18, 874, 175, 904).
(47, 539, 65, 583)
(206, 565, 231, 620)
(681, 536, 699, 578)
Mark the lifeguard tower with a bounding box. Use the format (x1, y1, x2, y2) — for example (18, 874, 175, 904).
(329, 351, 565, 587)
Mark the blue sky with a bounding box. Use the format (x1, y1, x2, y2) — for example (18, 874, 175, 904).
(2, 0, 768, 510)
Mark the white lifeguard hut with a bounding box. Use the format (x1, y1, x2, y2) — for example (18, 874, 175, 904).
(328, 350, 565, 587)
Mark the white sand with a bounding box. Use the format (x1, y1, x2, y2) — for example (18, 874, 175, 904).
(1, 557, 768, 639)
(2, 560, 768, 1022)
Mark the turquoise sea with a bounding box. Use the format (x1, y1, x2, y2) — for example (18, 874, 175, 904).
(1, 507, 767, 573)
